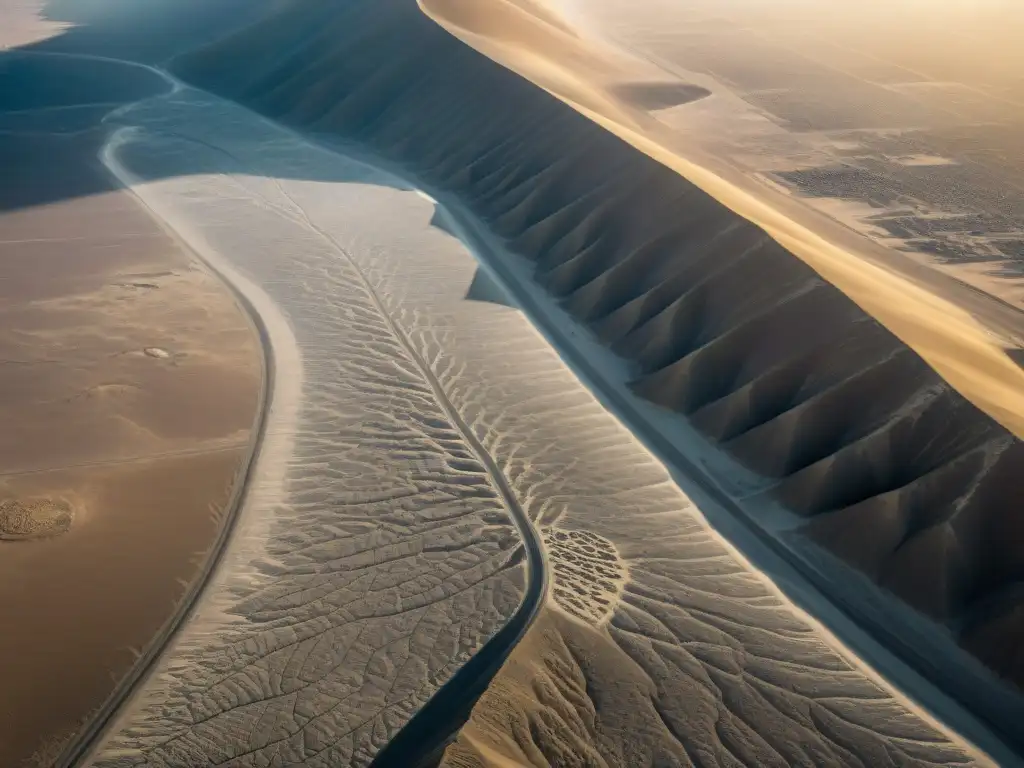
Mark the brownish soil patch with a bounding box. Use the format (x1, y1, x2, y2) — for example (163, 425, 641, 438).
(0, 128, 262, 766)
(0, 498, 74, 540)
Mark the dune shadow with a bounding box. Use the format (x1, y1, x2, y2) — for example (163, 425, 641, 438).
(0, 51, 411, 214)
(0, 52, 170, 111)
(20, 0, 278, 64)
(463, 267, 517, 308)
(612, 81, 711, 110)
(4, 2, 1024, 766)
(429, 206, 457, 237)
(426, 203, 517, 307)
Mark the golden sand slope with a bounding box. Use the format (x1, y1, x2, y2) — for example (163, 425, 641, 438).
(419, 0, 1024, 444)
(441, 608, 610, 768)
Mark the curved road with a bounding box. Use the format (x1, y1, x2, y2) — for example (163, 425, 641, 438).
(11, 49, 548, 767)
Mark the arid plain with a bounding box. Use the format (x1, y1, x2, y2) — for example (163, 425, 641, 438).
(1, 1, 1023, 767)
(0, 6, 264, 765)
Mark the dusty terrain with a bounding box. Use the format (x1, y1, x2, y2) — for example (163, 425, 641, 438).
(566, 0, 1024, 306)
(2, 0, 1022, 765)
(78, 70, 986, 767)
(173, 0, 1024, 758)
(0, 0, 64, 49)
(0, 70, 262, 766)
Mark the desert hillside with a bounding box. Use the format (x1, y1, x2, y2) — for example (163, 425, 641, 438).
(173, 0, 1024, 752)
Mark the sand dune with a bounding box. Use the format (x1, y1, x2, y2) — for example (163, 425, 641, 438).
(417, 0, 1024, 443)
(4, 0, 1019, 763)
(86, 87, 984, 767)
(171, 0, 1024, 754)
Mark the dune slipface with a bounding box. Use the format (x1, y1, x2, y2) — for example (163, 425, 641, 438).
(170, 0, 1024, 754)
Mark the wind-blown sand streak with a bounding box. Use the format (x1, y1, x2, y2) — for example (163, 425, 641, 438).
(88, 90, 528, 768)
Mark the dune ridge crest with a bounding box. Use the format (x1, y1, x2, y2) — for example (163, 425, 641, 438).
(418, 0, 1024, 443)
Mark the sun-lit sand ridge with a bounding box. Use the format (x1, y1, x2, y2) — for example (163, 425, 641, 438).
(572, 0, 1024, 309)
(3, 0, 1022, 763)
(171, 0, 1024, 757)
(418, 0, 1024, 442)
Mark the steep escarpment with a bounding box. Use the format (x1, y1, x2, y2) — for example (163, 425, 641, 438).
(176, 0, 1024, 749)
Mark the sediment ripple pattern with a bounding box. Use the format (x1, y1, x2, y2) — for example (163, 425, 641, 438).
(94, 93, 526, 767)
(352, 192, 978, 765)
(92, 88, 981, 766)
(174, 0, 1024, 745)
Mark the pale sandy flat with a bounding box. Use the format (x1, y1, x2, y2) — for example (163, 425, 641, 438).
(0, 1, 65, 49)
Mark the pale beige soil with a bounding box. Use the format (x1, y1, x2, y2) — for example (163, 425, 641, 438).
(0, 130, 262, 766)
(0, 1, 65, 49)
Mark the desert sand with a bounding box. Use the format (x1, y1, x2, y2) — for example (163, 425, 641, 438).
(2, 0, 1023, 765)
(0, 0, 64, 49)
(568, 0, 1024, 303)
(413, 0, 1024, 443)
(46, 66, 987, 767)
(166, 0, 1024, 757)
(0, 79, 262, 765)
